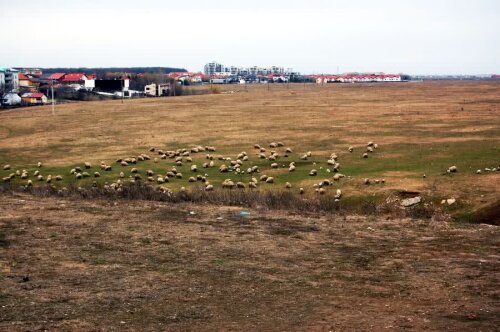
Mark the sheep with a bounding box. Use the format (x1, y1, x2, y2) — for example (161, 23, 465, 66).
(447, 166, 458, 173)
(188, 177, 196, 182)
(335, 189, 342, 199)
(300, 154, 308, 160)
(176, 173, 183, 179)
(137, 155, 145, 161)
(476, 169, 482, 174)
(142, 154, 151, 160)
(260, 147, 266, 153)
(21, 172, 28, 179)
(268, 155, 276, 161)
(37, 175, 44, 181)
(160, 154, 167, 159)
(260, 174, 268, 181)
(277, 142, 284, 147)
(299, 187, 304, 194)
(134, 174, 142, 180)
(163, 176, 169, 183)
(348, 146, 354, 153)
(217, 155, 225, 160)
(222, 179, 235, 189)
(3, 165, 11, 170)
(271, 163, 278, 169)
(146, 176, 154, 182)
(205, 184, 214, 191)
(94, 172, 101, 178)
(27, 180, 33, 187)
(147, 170, 154, 176)
(186, 157, 193, 162)
(119, 172, 125, 178)
(327, 159, 335, 165)
(363, 153, 369, 158)
(75, 166, 82, 173)
(219, 165, 228, 173)
(318, 188, 326, 195)
(153, 158, 158, 163)
(374, 143, 379, 149)
(149, 147, 155, 152)
(259, 153, 267, 159)
(105, 166, 112, 171)
(171, 167, 178, 174)
(2, 177, 10, 182)
(84, 162, 91, 169)
(306, 151, 312, 157)
(176, 161, 183, 166)
(207, 146, 216, 152)
(82, 172, 90, 178)
(269, 142, 278, 148)
(242, 155, 249, 161)
(285, 147, 293, 153)
(249, 181, 257, 189)
(236, 182, 245, 188)
(285, 182, 292, 189)
(75, 173, 82, 180)
(209, 161, 215, 168)
(381, 179, 386, 183)
(367, 141, 374, 147)
(265, 177, 274, 183)
(367, 146, 374, 153)
(15, 170, 21, 176)
(180, 186, 186, 192)
(289, 164, 296, 172)
(37, 162, 43, 168)
(364, 178, 370, 185)
(203, 162, 209, 168)
(254, 144, 261, 149)
(309, 169, 317, 176)
(166, 171, 175, 177)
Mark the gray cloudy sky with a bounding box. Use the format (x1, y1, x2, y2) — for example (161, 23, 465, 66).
(1, 0, 499, 74)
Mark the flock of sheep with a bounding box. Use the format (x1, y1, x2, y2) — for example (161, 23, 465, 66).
(3, 140, 493, 198)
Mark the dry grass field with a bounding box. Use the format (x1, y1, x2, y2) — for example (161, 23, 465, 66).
(0, 81, 499, 220)
(1, 81, 500, 330)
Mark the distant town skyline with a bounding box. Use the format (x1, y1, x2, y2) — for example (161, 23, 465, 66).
(1, 0, 499, 75)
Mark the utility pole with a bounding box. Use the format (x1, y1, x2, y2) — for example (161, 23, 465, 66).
(51, 79, 55, 115)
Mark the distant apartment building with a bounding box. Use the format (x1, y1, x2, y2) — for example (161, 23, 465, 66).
(0, 67, 20, 92)
(203, 62, 293, 77)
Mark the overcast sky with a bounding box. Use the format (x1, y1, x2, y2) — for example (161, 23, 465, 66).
(1, 0, 499, 74)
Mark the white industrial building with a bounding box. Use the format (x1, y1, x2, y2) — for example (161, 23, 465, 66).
(0, 67, 19, 93)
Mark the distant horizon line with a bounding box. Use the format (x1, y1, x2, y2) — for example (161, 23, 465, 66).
(5, 65, 498, 76)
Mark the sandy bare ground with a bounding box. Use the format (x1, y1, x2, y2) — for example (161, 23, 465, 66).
(0, 193, 498, 331)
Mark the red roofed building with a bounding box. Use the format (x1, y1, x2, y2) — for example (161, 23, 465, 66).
(21, 92, 48, 104)
(48, 73, 66, 81)
(61, 73, 88, 83)
(18, 73, 34, 87)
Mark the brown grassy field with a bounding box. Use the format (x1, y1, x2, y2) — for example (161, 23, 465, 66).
(1, 81, 499, 220)
(0, 81, 499, 330)
(0, 193, 499, 331)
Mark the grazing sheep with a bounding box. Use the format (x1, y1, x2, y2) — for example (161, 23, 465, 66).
(27, 180, 33, 187)
(222, 179, 235, 189)
(236, 182, 245, 188)
(131, 168, 138, 174)
(271, 163, 278, 169)
(94, 172, 100, 178)
(138, 155, 145, 161)
(154, 158, 158, 163)
(219, 165, 228, 172)
(147, 170, 154, 176)
(203, 162, 209, 168)
(176, 173, 183, 179)
(75, 173, 82, 180)
(37, 175, 44, 181)
(374, 143, 379, 149)
(299, 187, 304, 194)
(82, 172, 90, 178)
(176, 161, 183, 166)
(205, 184, 214, 191)
(260, 147, 267, 153)
(265, 177, 274, 183)
(254, 144, 261, 149)
(209, 161, 215, 168)
(259, 153, 267, 159)
(37, 162, 43, 168)
(318, 188, 326, 195)
(121, 161, 129, 166)
(75, 167, 82, 173)
(104, 166, 112, 171)
(285, 182, 292, 189)
(84, 162, 91, 169)
(2, 177, 10, 182)
(269, 142, 278, 148)
(260, 174, 268, 181)
(242, 155, 249, 161)
(335, 189, 342, 199)
(300, 154, 308, 160)
(367, 141, 374, 147)
(363, 153, 368, 158)
(119, 172, 125, 178)
(149, 147, 155, 152)
(476, 169, 482, 174)
(249, 182, 257, 189)
(142, 154, 151, 160)
(367, 146, 374, 153)
(268, 155, 276, 161)
(289, 164, 296, 172)
(285, 147, 293, 153)
(448, 166, 458, 173)
(33, 170, 40, 177)
(146, 176, 154, 182)
(186, 157, 193, 162)
(3, 165, 11, 170)
(70, 168, 76, 175)
(180, 186, 186, 192)
(309, 169, 317, 176)
(306, 151, 312, 157)
(21, 172, 28, 179)
(166, 171, 175, 177)
(348, 147, 354, 153)
(188, 177, 196, 182)
(277, 142, 284, 147)
(160, 154, 167, 159)
(364, 178, 370, 185)
(381, 179, 386, 183)
(15, 170, 21, 176)
(327, 159, 335, 165)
